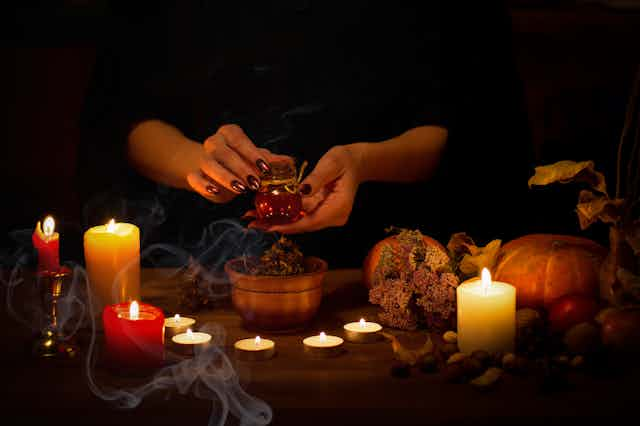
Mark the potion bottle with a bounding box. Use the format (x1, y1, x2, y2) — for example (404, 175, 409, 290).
(254, 159, 306, 225)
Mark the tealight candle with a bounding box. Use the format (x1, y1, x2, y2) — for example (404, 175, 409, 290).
(457, 268, 516, 354)
(234, 336, 276, 361)
(164, 314, 196, 340)
(172, 328, 212, 355)
(343, 318, 383, 343)
(303, 332, 344, 358)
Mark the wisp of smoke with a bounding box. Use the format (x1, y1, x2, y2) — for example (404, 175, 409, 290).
(2, 220, 273, 426)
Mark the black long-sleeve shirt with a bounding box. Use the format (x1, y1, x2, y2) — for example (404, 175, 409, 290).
(79, 1, 532, 267)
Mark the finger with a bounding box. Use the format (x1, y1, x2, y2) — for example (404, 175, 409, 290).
(218, 124, 272, 175)
(213, 143, 262, 191)
(241, 210, 257, 219)
(186, 172, 235, 203)
(300, 154, 343, 198)
(200, 156, 249, 194)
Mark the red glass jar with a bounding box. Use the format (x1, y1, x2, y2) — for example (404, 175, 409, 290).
(254, 160, 304, 226)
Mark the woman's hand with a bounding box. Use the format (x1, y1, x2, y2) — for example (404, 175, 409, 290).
(250, 145, 362, 233)
(186, 124, 290, 203)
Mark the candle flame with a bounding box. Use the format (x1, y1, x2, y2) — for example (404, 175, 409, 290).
(481, 268, 491, 295)
(187, 328, 194, 339)
(174, 314, 180, 323)
(255, 336, 261, 345)
(129, 300, 139, 320)
(359, 318, 366, 327)
(106, 219, 116, 233)
(43, 216, 55, 237)
(319, 331, 327, 342)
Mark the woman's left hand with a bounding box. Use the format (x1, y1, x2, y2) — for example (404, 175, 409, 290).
(247, 145, 361, 233)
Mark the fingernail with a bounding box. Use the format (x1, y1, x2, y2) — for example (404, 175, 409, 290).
(256, 159, 271, 175)
(206, 184, 219, 195)
(247, 175, 260, 191)
(300, 184, 312, 195)
(231, 180, 248, 193)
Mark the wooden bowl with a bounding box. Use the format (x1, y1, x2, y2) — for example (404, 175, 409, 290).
(225, 257, 327, 333)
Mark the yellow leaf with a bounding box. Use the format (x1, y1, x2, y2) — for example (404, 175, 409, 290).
(528, 160, 607, 195)
(459, 239, 502, 277)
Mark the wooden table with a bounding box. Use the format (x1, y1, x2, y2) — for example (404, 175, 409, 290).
(0, 268, 637, 426)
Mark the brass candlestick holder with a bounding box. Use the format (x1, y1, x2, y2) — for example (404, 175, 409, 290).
(33, 267, 78, 358)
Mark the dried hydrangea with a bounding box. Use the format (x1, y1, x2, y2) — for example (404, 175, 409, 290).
(368, 229, 460, 331)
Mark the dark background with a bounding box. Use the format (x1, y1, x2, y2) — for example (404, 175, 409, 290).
(1, 0, 639, 260)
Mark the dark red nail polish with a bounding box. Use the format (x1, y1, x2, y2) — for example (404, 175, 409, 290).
(231, 181, 248, 193)
(256, 159, 272, 175)
(206, 184, 219, 195)
(247, 175, 260, 191)
(300, 184, 312, 195)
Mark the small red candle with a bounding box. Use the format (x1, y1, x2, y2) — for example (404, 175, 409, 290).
(32, 216, 60, 273)
(103, 301, 165, 370)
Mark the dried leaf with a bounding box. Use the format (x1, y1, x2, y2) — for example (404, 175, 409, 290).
(576, 190, 624, 230)
(381, 332, 433, 366)
(459, 239, 502, 277)
(447, 232, 476, 258)
(528, 160, 607, 195)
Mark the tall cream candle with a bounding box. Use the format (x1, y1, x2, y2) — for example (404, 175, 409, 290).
(84, 219, 140, 314)
(456, 268, 516, 354)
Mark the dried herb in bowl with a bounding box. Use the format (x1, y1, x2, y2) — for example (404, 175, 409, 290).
(251, 236, 305, 276)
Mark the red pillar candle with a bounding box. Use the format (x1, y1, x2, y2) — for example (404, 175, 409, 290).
(32, 216, 60, 273)
(102, 301, 165, 370)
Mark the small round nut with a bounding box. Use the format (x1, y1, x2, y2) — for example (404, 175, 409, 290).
(447, 352, 468, 365)
(442, 363, 467, 384)
(462, 357, 484, 377)
(443, 331, 458, 344)
(441, 342, 459, 357)
(471, 350, 491, 368)
(418, 353, 438, 374)
(502, 353, 517, 370)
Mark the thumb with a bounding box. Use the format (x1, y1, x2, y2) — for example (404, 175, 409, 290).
(300, 155, 342, 197)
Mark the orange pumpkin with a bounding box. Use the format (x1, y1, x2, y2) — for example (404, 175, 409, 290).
(363, 233, 448, 289)
(493, 234, 607, 309)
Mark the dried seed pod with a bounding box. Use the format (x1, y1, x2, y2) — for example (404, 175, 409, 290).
(471, 367, 503, 390)
(443, 330, 458, 344)
(447, 352, 468, 365)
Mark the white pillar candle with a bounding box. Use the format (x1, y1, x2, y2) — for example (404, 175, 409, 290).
(171, 328, 211, 355)
(303, 332, 344, 357)
(164, 314, 196, 340)
(456, 268, 516, 354)
(343, 318, 382, 343)
(234, 336, 276, 361)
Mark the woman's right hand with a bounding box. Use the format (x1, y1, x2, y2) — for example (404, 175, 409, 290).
(186, 124, 289, 203)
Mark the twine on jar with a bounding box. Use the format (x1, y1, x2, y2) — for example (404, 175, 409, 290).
(260, 160, 308, 194)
